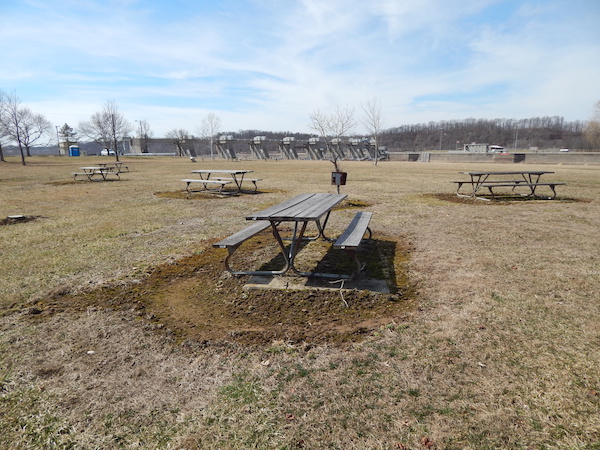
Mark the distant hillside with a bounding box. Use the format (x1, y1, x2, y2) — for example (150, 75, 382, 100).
(382, 116, 590, 151)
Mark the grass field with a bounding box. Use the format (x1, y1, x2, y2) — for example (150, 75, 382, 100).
(1, 156, 599, 449)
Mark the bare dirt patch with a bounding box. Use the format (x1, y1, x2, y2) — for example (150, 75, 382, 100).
(153, 190, 256, 199)
(23, 233, 415, 348)
(429, 192, 589, 204)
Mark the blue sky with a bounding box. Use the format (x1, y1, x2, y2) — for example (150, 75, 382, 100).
(1, 0, 599, 137)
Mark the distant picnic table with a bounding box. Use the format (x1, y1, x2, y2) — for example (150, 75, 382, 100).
(72, 166, 121, 181)
(96, 162, 129, 173)
(182, 169, 261, 193)
(452, 171, 565, 200)
(213, 193, 373, 279)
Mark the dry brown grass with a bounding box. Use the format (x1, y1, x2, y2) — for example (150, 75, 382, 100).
(1, 156, 599, 448)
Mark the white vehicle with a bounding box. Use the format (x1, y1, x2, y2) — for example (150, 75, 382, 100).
(100, 149, 116, 156)
(559, 148, 569, 152)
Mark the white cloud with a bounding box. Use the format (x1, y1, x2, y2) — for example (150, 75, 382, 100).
(2, 0, 599, 137)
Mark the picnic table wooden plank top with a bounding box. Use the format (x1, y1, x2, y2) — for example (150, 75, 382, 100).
(191, 169, 253, 174)
(460, 171, 554, 176)
(246, 193, 347, 222)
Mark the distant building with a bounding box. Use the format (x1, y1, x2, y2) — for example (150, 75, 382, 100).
(463, 143, 504, 153)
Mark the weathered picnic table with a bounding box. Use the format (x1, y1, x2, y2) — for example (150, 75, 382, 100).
(452, 171, 565, 200)
(97, 162, 129, 173)
(213, 193, 373, 279)
(72, 166, 120, 181)
(188, 169, 260, 193)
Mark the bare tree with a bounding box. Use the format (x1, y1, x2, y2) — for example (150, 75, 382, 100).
(0, 91, 7, 162)
(309, 105, 356, 163)
(135, 119, 152, 153)
(197, 113, 222, 159)
(330, 105, 356, 140)
(78, 100, 132, 161)
(308, 109, 331, 142)
(58, 123, 78, 154)
(584, 100, 600, 150)
(165, 129, 190, 156)
(361, 97, 384, 165)
(0, 90, 52, 165)
(309, 106, 356, 142)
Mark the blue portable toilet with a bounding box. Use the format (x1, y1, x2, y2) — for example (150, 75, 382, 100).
(68, 145, 80, 156)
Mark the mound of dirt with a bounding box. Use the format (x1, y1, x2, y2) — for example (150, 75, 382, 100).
(24, 235, 415, 348)
(431, 193, 585, 204)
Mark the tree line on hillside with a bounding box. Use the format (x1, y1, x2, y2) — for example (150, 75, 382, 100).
(382, 116, 590, 152)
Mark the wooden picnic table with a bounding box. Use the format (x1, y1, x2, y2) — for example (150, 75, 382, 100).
(96, 162, 129, 173)
(72, 166, 120, 181)
(247, 193, 349, 276)
(453, 171, 564, 200)
(190, 169, 256, 193)
(214, 193, 374, 279)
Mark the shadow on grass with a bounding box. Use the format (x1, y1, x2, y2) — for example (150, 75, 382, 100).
(154, 190, 267, 199)
(254, 237, 401, 294)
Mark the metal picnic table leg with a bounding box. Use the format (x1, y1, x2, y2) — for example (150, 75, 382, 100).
(232, 173, 245, 192)
(315, 211, 334, 241)
(267, 222, 292, 274)
(518, 173, 539, 197)
(220, 221, 290, 276)
(288, 221, 309, 275)
(269, 220, 326, 277)
(288, 220, 330, 277)
(199, 172, 212, 190)
(287, 218, 351, 279)
(473, 174, 488, 197)
(529, 173, 543, 196)
(470, 174, 491, 200)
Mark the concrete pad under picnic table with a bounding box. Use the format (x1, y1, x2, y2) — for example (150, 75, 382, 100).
(244, 275, 390, 293)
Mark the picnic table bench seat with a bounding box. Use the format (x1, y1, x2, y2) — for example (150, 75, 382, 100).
(72, 170, 120, 181)
(479, 182, 566, 188)
(333, 211, 373, 279)
(181, 178, 231, 193)
(72, 172, 92, 180)
(212, 221, 272, 274)
(481, 182, 565, 198)
(212, 176, 262, 191)
(334, 212, 373, 249)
